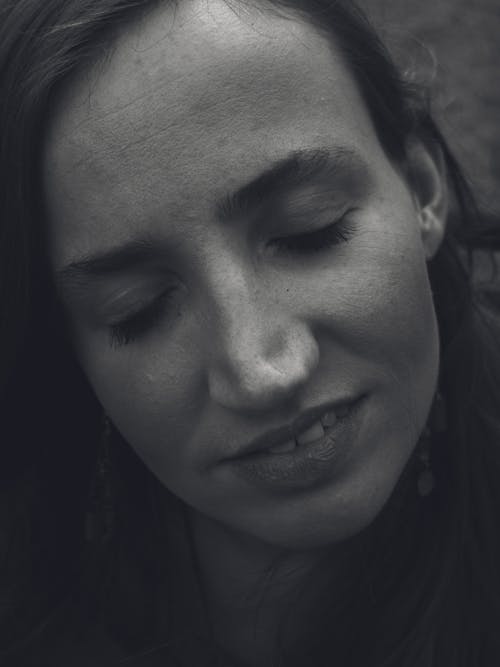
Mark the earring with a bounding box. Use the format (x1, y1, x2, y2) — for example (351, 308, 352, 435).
(417, 391, 447, 498)
(85, 414, 115, 543)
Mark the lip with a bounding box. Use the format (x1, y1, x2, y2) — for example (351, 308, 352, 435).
(228, 395, 366, 489)
(230, 396, 360, 461)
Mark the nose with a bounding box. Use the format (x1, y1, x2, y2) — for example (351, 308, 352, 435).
(206, 267, 319, 412)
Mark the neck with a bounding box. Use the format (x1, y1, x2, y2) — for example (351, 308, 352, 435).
(186, 509, 341, 666)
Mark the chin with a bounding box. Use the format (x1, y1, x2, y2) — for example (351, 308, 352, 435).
(255, 455, 416, 552)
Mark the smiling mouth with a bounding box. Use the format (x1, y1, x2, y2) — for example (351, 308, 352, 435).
(226, 395, 366, 489)
(232, 396, 361, 461)
(226, 395, 366, 488)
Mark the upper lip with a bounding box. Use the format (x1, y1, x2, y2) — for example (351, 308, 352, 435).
(231, 397, 359, 460)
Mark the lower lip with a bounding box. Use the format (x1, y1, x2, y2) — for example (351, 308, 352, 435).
(229, 396, 366, 490)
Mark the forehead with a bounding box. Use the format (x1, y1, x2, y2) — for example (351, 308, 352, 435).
(43, 0, 380, 266)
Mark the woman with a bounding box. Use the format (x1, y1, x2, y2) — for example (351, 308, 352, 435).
(1, 0, 499, 665)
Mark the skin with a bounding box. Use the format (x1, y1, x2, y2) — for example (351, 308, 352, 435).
(42, 0, 448, 660)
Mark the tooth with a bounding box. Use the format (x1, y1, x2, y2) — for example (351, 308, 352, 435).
(296, 420, 325, 446)
(321, 411, 337, 428)
(268, 438, 296, 455)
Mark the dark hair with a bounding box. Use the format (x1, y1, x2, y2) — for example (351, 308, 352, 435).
(1, 1, 500, 665)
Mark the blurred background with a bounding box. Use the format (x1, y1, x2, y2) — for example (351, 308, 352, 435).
(359, 0, 500, 224)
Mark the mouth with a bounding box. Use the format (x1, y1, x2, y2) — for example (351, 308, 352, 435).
(226, 395, 366, 489)
(232, 396, 362, 460)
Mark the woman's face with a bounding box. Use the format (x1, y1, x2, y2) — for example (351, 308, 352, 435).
(44, 0, 446, 549)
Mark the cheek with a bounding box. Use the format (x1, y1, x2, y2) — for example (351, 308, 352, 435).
(76, 335, 204, 477)
(351, 237, 434, 361)
(313, 205, 439, 418)
(357, 215, 440, 446)
(338, 201, 434, 347)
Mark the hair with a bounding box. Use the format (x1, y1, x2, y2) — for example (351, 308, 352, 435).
(1, 0, 500, 665)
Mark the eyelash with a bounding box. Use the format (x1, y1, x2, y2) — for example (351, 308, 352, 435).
(270, 210, 358, 253)
(108, 211, 358, 348)
(109, 290, 173, 348)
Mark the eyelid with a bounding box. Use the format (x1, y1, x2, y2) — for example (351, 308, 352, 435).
(107, 288, 173, 325)
(99, 279, 173, 320)
(270, 207, 359, 250)
(276, 206, 356, 235)
(108, 289, 174, 347)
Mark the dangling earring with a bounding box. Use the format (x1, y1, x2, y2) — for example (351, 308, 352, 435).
(417, 391, 447, 498)
(85, 414, 115, 543)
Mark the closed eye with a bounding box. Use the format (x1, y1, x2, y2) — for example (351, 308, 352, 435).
(271, 209, 358, 254)
(108, 289, 174, 348)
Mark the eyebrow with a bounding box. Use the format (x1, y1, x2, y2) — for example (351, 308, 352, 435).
(56, 236, 166, 297)
(56, 145, 367, 295)
(216, 145, 365, 221)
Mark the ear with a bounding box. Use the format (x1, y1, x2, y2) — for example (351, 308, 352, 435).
(405, 139, 448, 260)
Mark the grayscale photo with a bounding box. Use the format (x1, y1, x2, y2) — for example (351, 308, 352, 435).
(1, 1, 499, 665)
